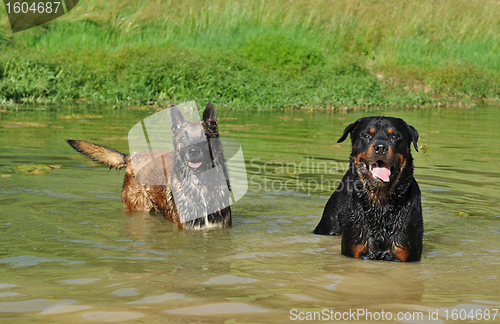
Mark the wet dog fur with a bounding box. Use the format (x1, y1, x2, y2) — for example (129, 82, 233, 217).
(313, 116, 423, 262)
(67, 102, 231, 229)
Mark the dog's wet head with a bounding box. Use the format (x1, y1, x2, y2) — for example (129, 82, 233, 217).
(337, 116, 419, 193)
(170, 106, 214, 174)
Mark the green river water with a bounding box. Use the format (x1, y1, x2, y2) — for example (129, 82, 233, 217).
(0, 104, 499, 323)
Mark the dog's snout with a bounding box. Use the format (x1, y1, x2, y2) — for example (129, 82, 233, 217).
(373, 143, 388, 155)
(188, 147, 201, 156)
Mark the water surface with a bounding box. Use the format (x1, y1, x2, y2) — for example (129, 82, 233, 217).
(0, 104, 499, 323)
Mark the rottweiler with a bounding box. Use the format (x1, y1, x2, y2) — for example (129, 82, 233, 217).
(313, 116, 423, 262)
(67, 102, 231, 229)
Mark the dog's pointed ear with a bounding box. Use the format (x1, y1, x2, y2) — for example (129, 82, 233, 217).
(170, 105, 185, 136)
(203, 101, 218, 135)
(337, 118, 362, 143)
(404, 122, 419, 152)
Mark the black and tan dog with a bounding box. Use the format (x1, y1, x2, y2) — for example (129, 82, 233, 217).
(67, 102, 231, 229)
(313, 116, 423, 262)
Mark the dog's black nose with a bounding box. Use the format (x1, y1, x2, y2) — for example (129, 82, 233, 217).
(188, 147, 200, 156)
(374, 143, 388, 155)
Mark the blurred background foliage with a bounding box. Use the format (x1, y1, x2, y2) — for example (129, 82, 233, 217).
(0, 0, 499, 109)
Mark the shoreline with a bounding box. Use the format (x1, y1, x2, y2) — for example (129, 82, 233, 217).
(1, 0, 499, 110)
(1, 45, 497, 110)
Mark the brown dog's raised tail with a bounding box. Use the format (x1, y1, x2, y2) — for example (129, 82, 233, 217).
(66, 140, 128, 170)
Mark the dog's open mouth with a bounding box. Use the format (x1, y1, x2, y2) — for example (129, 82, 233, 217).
(369, 160, 391, 182)
(188, 161, 202, 169)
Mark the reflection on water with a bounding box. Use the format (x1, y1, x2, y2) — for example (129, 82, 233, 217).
(0, 105, 499, 322)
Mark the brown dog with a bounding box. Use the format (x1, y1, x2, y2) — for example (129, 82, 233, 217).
(67, 102, 231, 229)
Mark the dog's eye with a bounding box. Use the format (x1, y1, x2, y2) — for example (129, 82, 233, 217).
(362, 133, 372, 140)
(392, 133, 401, 140)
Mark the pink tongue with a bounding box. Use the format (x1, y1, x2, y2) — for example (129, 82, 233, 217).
(188, 161, 202, 169)
(372, 166, 391, 182)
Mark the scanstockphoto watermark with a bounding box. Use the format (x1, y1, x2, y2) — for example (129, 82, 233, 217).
(128, 101, 248, 224)
(248, 157, 357, 196)
(250, 157, 349, 176)
(290, 308, 500, 322)
(290, 308, 425, 321)
(3, 0, 79, 33)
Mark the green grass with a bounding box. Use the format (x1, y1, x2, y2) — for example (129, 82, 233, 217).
(1, 0, 500, 109)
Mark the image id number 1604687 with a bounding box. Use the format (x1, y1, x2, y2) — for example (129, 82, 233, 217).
(5, 1, 62, 14)
(443, 308, 498, 321)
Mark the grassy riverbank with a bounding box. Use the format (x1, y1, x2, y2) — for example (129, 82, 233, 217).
(1, 0, 500, 109)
